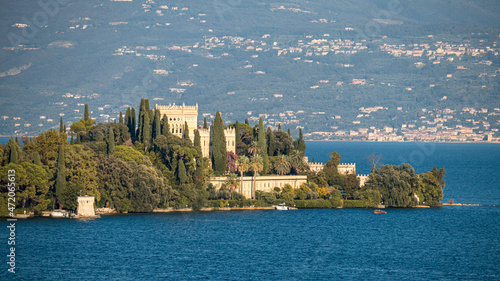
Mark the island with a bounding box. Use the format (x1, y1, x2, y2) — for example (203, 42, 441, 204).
(0, 100, 445, 217)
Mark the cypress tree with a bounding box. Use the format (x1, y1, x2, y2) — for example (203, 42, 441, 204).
(55, 145, 66, 207)
(107, 127, 115, 154)
(245, 119, 249, 125)
(203, 117, 208, 129)
(258, 118, 269, 174)
(194, 130, 204, 189)
(70, 134, 74, 145)
(153, 110, 161, 140)
(142, 110, 151, 145)
(125, 108, 130, 129)
(194, 129, 202, 157)
(212, 111, 227, 173)
(131, 107, 136, 139)
(5, 138, 19, 164)
(183, 121, 190, 140)
(119, 112, 123, 124)
(75, 132, 81, 144)
(137, 99, 145, 142)
(63, 124, 66, 133)
(177, 160, 188, 185)
(235, 121, 241, 148)
(297, 128, 306, 155)
(267, 127, 276, 156)
(162, 114, 170, 137)
(287, 128, 291, 136)
(59, 117, 64, 133)
(278, 123, 281, 130)
(34, 152, 41, 166)
(84, 104, 90, 121)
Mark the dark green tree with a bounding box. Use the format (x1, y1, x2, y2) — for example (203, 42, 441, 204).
(324, 152, 343, 187)
(183, 121, 190, 140)
(296, 128, 306, 156)
(59, 117, 64, 133)
(4, 137, 20, 164)
(287, 128, 291, 136)
(245, 119, 249, 125)
(125, 107, 130, 129)
(177, 159, 188, 185)
(55, 145, 66, 207)
(137, 99, 145, 142)
(107, 127, 115, 154)
(278, 124, 281, 130)
(258, 118, 269, 174)
(84, 104, 90, 121)
(267, 127, 276, 156)
(212, 111, 227, 173)
(33, 152, 41, 166)
(142, 109, 151, 146)
(203, 117, 208, 129)
(153, 110, 161, 140)
(119, 112, 123, 124)
(194, 129, 202, 157)
(130, 107, 136, 139)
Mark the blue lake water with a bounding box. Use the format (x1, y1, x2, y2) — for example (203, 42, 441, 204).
(1, 141, 499, 280)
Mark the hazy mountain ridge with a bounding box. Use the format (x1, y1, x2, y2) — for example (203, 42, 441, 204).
(0, 0, 499, 140)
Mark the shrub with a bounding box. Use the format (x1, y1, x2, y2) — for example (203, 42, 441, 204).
(330, 189, 344, 207)
(294, 200, 333, 208)
(343, 200, 367, 208)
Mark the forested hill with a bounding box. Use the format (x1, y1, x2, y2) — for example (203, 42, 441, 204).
(0, 0, 499, 139)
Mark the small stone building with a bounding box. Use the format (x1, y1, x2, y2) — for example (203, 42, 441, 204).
(77, 196, 95, 217)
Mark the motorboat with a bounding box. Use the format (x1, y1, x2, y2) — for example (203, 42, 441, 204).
(50, 210, 68, 218)
(374, 209, 387, 214)
(275, 203, 289, 211)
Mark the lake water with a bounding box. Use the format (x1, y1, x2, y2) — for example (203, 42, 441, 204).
(1, 141, 499, 280)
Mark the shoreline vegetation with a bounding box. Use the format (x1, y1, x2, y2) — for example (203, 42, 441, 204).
(11, 202, 486, 219)
(1, 100, 447, 218)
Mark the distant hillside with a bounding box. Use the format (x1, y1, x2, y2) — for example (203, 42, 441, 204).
(0, 0, 499, 140)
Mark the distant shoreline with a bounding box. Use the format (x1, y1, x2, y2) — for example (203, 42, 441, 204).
(0, 135, 498, 144)
(304, 139, 500, 144)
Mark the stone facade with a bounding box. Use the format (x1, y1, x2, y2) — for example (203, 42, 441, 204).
(305, 157, 367, 187)
(303, 156, 325, 172)
(156, 103, 235, 158)
(357, 174, 369, 187)
(77, 196, 95, 217)
(156, 103, 198, 142)
(337, 163, 356, 175)
(210, 175, 307, 199)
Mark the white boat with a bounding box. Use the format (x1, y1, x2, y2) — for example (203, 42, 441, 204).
(275, 203, 289, 211)
(50, 210, 67, 218)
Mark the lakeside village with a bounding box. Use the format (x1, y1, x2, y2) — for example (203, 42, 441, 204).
(0, 100, 446, 218)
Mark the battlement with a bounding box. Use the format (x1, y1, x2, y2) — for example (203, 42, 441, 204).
(155, 103, 198, 111)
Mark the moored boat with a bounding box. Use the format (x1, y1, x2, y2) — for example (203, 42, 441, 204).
(374, 210, 387, 214)
(50, 210, 68, 218)
(275, 203, 289, 211)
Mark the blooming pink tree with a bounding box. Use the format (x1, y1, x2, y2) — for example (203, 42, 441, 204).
(227, 151, 238, 173)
